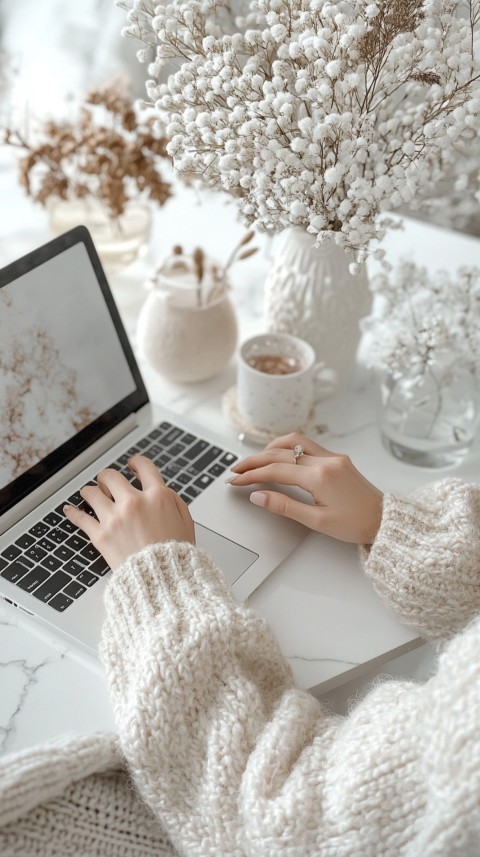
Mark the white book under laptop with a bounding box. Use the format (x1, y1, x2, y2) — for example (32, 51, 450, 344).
(0, 227, 306, 654)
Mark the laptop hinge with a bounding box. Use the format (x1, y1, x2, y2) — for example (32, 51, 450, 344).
(0, 413, 140, 536)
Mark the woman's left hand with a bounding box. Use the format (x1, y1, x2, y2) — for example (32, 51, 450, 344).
(63, 454, 195, 571)
(228, 433, 383, 545)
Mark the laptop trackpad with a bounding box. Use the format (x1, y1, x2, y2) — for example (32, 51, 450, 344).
(195, 523, 258, 586)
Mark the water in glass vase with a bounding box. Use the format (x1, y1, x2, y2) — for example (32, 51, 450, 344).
(380, 362, 480, 468)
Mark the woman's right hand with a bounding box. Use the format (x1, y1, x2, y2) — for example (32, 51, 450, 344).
(228, 433, 384, 545)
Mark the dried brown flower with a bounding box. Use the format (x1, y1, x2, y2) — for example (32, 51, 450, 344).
(3, 80, 172, 218)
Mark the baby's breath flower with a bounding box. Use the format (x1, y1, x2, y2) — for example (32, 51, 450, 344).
(117, 0, 480, 260)
(363, 262, 480, 379)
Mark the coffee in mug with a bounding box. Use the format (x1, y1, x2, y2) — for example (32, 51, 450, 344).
(246, 354, 303, 375)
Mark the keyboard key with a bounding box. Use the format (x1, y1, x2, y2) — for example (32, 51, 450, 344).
(14, 555, 35, 570)
(28, 522, 50, 538)
(154, 454, 170, 468)
(185, 485, 201, 499)
(64, 581, 87, 599)
(1, 561, 31, 584)
(59, 518, 77, 533)
(25, 545, 47, 563)
(38, 537, 56, 552)
(15, 533, 36, 550)
(209, 462, 227, 477)
(149, 444, 163, 456)
(48, 528, 69, 544)
(175, 456, 189, 469)
(77, 569, 99, 587)
(106, 462, 121, 471)
(89, 556, 109, 576)
(48, 593, 73, 612)
(168, 442, 186, 457)
(80, 544, 100, 562)
(143, 447, 157, 460)
(40, 555, 63, 572)
(181, 433, 196, 447)
(136, 437, 150, 450)
(180, 493, 192, 505)
(53, 545, 75, 562)
(183, 439, 209, 461)
(177, 472, 192, 485)
(186, 465, 201, 477)
(168, 481, 183, 493)
(149, 428, 161, 440)
(1, 545, 22, 562)
(159, 421, 173, 431)
(33, 571, 72, 602)
(162, 426, 184, 445)
(220, 452, 238, 466)
(65, 534, 88, 552)
(193, 474, 215, 490)
(17, 568, 50, 593)
(118, 453, 130, 465)
(63, 558, 88, 576)
(0, 557, 8, 572)
(44, 511, 62, 527)
(164, 463, 182, 479)
(191, 446, 223, 473)
(78, 501, 96, 517)
(131, 478, 142, 490)
(67, 491, 83, 506)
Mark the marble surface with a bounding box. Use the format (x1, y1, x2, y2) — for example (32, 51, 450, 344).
(2, 146, 480, 755)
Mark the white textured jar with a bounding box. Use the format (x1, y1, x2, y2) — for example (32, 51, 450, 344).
(264, 228, 371, 394)
(137, 278, 238, 384)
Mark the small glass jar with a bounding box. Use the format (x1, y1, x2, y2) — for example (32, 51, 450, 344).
(379, 357, 480, 467)
(47, 196, 151, 272)
(136, 264, 238, 383)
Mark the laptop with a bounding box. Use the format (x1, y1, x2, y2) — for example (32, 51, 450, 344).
(0, 226, 306, 654)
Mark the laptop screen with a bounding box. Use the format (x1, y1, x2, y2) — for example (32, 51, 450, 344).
(0, 227, 148, 517)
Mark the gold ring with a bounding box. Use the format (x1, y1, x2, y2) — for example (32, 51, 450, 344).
(293, 443, 304, 464)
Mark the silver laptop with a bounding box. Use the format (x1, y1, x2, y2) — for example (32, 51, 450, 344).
(0, 227, 306, 654)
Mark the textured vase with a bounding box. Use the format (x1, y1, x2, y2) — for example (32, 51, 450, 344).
(137, 283, 238, 384)
(264, 228, 371, 394)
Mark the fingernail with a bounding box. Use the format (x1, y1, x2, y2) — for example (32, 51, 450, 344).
(63, 504, 70, 514)
(250, 492, 266, 507)
(225, 476, 237, 484)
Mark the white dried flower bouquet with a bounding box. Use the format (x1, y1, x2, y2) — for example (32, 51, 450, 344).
(118, 0, 480, 267)
(362, 261, 480, 380)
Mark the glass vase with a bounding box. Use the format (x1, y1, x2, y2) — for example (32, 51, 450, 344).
(47, 197, 151, 272)
(379, 360, 480, 467)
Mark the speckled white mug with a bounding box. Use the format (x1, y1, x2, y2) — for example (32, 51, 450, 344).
(237, 333, 336, 434)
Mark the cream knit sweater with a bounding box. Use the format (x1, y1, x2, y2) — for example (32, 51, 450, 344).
(1, 477, 480, 857)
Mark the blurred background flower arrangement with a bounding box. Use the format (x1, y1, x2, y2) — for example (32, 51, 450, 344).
(363, 261, 480, 466)
(2, 77, 172, 269)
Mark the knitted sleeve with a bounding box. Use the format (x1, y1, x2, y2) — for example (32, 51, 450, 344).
(360, 478, 480, 641)
(100, 539, 480, 857)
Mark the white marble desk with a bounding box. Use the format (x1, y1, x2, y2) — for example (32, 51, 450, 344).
(1, 146, 480, 755)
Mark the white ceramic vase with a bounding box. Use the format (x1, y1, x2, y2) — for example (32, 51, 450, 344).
(264, 228, 371, 394)
(137, 279, 238, 384)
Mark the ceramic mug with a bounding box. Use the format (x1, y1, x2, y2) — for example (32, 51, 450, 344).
(237, 333, 336, 434)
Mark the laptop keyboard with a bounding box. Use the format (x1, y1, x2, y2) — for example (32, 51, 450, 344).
(0, 421, 238, 614)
